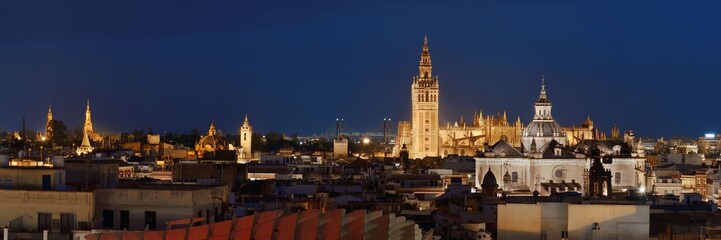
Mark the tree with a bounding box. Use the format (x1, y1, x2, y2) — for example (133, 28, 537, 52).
(264, 132, 283, 153)
(251, 133, 265, 152)
(72, 126, 84, 145)
(49, 120, 68, 146)
(130, 129, 146, 144)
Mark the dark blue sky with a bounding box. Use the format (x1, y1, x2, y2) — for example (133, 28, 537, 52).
(1, 1, 719, 138)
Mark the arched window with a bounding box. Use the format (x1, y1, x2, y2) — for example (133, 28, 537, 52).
(424, 71, 428, 78)
(615, 172, 621, 184)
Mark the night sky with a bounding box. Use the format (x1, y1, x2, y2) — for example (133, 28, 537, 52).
(1, 1, 719, 138)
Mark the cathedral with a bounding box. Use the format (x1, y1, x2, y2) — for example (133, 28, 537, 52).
(439, 112, 523, 157)
(83, 101, 103, 142)
(194, 115, 253, 161)
(394, 37, 629, 166)
(195, 122, 228, 158)
(394, 36, 524, 159)
(76, 101, 100, 155)
(474, 80, 646, 196)
(391, 36, 646, 197)
(409, 36, 440, 159)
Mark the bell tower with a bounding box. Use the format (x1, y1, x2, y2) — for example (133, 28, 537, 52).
(411, 35, 440, 159)
(45, 105, 53, 138)
(240, 114, 253, 159)
(84, 100, 94, 134)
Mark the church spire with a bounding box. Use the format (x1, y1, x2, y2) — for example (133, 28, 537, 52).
(533, 75, 553, 120)
(418, 35, 432, 79)
(84, 100, 94, 133)
(47, 105, 53, 123)
(45, 105, 53, 137)
(538, 75, 548, 103)
(208, 122, 217, 136)
(242, 114, 251, 128)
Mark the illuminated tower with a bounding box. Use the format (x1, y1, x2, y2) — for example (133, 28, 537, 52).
(521, 76, 567, 153)
(45, 105, 53, 138)
(411, 35, 440, 159)
(84, 100, 94, 134)
(76, 126, 94, 155)
(240, 114, 253, 159)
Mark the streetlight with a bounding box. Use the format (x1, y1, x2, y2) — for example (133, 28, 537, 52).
(362, 138, 370, 158)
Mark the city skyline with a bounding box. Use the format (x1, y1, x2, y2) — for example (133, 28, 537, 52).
(1, 1, 721, 137)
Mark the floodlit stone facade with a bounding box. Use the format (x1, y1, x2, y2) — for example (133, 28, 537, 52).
(497, 202, 649, 240)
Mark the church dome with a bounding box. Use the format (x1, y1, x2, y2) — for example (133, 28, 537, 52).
(197, 135, 226, 152)
(524, 121, 565, 137)
(482, 168, 498, 186)
(521, 76, 567, 153)
(195, 123, 227, 154)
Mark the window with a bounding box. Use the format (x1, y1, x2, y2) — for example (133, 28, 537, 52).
(120, 211, 129, 230)
(144, 211, 156, 230)
(615, 172, 621, 184)
(206, 209, 211, 224)
(38, 213, 52, 232)
(512, 172, 519, 183)
(42, 175, 51, 190)
(198, 211, 202, 218)
(243, 133, 246, 141)
(102, 210, 114, 228)
(3, 179, 10, 189)
(60, 213, 75, 234)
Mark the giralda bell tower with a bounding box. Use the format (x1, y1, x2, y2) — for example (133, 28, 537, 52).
(410, 36, 439, 159)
